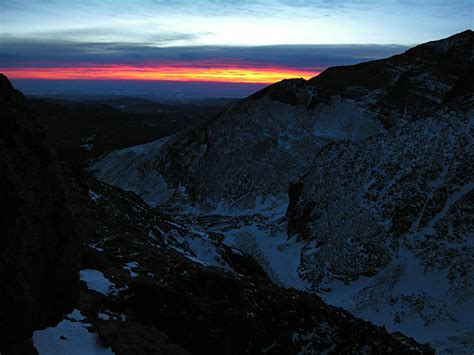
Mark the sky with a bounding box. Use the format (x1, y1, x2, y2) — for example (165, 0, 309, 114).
(0, 0, 472, 97)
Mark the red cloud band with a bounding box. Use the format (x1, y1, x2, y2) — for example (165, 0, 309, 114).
(0, 64, 319, 84)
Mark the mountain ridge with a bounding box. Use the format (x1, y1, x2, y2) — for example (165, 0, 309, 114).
(92, 30, 473, 211)
(89, 30, 474, 352)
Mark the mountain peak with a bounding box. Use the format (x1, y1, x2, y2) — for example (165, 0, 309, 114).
(0, 73, 24, 103)
(404, 29, 473, 62)
(0, 73, 15, 94)
(249, 78, 309, 106)
(420, 29, 472, 48)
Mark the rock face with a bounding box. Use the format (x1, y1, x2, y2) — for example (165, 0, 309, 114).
(287, 93, 473, 283)
(92, 30, 473, 212)
(284, 39, 473, 351)
(0, 74, 81, 352)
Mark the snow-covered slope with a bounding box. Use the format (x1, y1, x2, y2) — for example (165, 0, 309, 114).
(91, 136, 175, 206)
(286, 93, 474, 353)
(91, 30, 473, 212)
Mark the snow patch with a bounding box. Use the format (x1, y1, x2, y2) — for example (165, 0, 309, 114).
(80, 269, 114, 295)
(224, 222, 307, 290)
(67, 309, 86, 321)
(320, 248, 474, 354)
(90, 135, 175, 207)
(88, 190, 102, 203)
(80, 143, 94, 151)
(123, 261, 140, 277)
(33, 313, 112, 355)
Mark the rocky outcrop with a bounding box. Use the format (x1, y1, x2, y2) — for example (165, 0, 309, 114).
(306, 30, 473, 127)
(95, 321, 190, 355)
(0, 74, 81, 353)
(287, 91, 473, 281)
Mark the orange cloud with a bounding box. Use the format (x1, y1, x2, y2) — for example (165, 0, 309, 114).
(0, 65, 318, 84)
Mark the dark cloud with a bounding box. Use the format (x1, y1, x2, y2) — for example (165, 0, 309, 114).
(0, 38, 407, 70)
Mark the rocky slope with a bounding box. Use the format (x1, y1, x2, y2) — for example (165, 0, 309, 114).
(92, 30, 473, 212)
(0, 74, 81, 353)
(59, 173, 432, 354)
(286, 85, 473, 352)
(89, 31, 474, 353)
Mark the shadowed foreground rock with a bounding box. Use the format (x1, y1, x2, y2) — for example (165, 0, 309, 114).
(0, 74, 81, 353)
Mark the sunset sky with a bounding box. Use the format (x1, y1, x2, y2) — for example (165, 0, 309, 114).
(0, 0, 472, 96)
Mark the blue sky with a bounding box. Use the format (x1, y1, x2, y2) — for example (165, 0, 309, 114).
(0, 0, 471, 95)
(1, 0, 471, 45)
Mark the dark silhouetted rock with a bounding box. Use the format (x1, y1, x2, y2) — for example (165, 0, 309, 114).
(0, 74, 81, 353)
